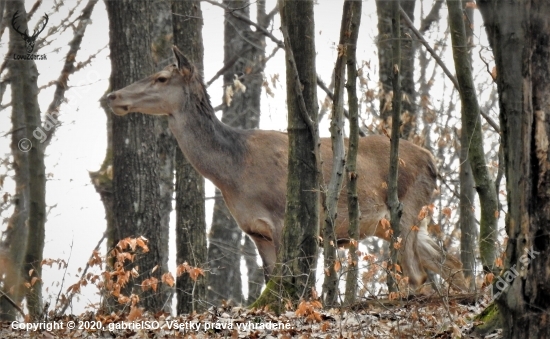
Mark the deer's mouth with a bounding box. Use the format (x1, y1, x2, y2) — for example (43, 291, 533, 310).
(110, 105, 130, 116)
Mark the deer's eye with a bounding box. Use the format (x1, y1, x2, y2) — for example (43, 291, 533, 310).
(156, 76, 168, 83)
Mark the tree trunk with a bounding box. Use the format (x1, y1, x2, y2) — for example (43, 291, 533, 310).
(252, 0, 320, 312)
(376, 0, 416, 139)
(1, 1, 33, 320)
(478, 1, 550, 337)
(0, 1, 46, 320)
(105, 0, 174, 312)
(459, 2, 477, 289)
(447, 0, 499, 275)
(387, 0, 403, 294)
(172, 0, 208, 314)
(207, 0, 266, 305)
(322, 0, 361, 306)
(343, 0, 362, 306)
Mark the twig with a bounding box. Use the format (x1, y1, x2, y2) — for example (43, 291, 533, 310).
(54, 238, 73, 315)
(56, 232, 106, 316)
(399, 6, 459, 90)
(419, 0, 444, 34)
(202, 0, 284, 49)
(41, 0, 99, 150)
(0, 288, 26, 317)
(206, 49, 251, 87)
(400, 6, 499, 134)
(317, 77, 367, 137)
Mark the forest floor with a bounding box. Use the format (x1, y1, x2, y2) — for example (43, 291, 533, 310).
(0, 292, 502, 339)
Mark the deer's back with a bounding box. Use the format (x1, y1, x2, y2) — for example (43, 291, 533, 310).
(228, 131, 436, 243)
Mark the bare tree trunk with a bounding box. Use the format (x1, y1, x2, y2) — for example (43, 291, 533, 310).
(459, 2, 477, 289)
(322, 0, 360, 307)
(0, 2, 32, 320)
(387, 0, 403, 294)
(253, 0, 320, 312)
(172, 0, 208, 314)
(447, 0, 498, 274)
(376, 0, 416, 139)
(105, 0, 174, 312)
(478, 1, 550, 337)
(0, 1, 46, 320)
(343, 0, 362, 306)
(208, 0, 267, 305)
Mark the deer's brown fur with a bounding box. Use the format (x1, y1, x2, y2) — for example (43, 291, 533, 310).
(107, 46, 467, 291)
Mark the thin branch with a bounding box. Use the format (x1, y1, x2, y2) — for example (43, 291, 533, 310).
(400, 6, 500, 134)
(56, 232, 106, 316)
(0, 289, 26, 317)
(400, 6, 459, 89)
(202, 0, 284, 49)
(41, 0, 99, 149)
(317, 76, 367, 137)
(419, 0, 444, 34)
(206, 48, 251, 87)
(280, 25, 315, 134)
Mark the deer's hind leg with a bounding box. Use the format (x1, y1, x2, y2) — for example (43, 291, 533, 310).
(398, 206, 467, 291)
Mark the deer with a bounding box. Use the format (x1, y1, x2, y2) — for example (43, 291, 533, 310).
(107, 46, 467, 291)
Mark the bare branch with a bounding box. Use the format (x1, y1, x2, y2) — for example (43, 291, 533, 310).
(280, 25, 315, 135)
(56, 232, 106, 316)
(202, 0, 284, 49)
(419, 0, 444, 34)
(0, 289, 26, 317)
(400, 6, 499, 134)
(317, 76, 367, 137)
(41, 0, 99, 149)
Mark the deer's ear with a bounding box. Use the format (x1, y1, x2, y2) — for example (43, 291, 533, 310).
(173, 46, 193, 73)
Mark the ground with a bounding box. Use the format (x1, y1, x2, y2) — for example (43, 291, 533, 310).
(0, 292, 503, 338)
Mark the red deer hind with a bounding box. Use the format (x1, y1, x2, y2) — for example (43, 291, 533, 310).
(107, 46, 467, 291)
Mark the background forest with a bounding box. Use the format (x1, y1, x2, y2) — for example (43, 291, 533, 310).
(0, 0, 548, 338)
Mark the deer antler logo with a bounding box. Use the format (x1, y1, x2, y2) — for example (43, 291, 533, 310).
(12, 11, 49, 54)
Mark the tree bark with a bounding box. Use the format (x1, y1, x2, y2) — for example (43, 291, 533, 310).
(478, 0, 550, 337)
(322, 0, 360, 307)
(0, 1, 47, 320)
(343, 0, 362, 306)
(458, 2, 477, 288)
(252, 0, 320, 312)
(376, 0, 416, 139)
(207, 0, 266, 305)
(387, 0, 403, 294)
(172, 0, 208, 314)
(447, 0, 499, 274)
(105, 0, 173, 312)
(1, 1, 33, 320)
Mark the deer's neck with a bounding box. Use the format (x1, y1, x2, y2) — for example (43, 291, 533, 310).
(167, 95, 248, 191)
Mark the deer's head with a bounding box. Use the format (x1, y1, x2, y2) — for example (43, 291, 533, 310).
(12, 11, 48, 54)
(108, 46, 204, 117)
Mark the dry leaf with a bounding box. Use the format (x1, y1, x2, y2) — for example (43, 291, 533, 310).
(127, 305, 143, 321)
(334, 260, 341, 272)
(188, 267, 205, 281)
(162, 272, 175, 287)
(442, 207, 452, 219)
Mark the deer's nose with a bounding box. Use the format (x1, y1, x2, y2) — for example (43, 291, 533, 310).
(107, 92, 117, 101)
